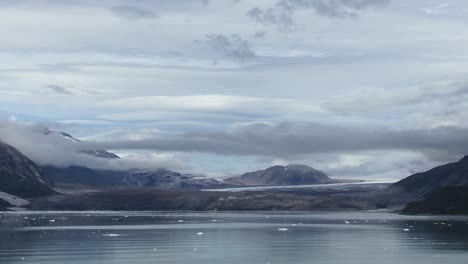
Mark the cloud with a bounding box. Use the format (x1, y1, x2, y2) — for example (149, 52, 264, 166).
(324, 81, 468, 117)
(81, 122, 468, 161)
(199, 34, 256, 61)
(110, 5, 158, 20)
(248, 0, 390, 30)
(1, 120, 467, 179)
(0, 121, 186, 171)
(44, 84, 74, 95)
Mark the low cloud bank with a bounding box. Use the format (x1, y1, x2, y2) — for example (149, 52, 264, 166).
(83, 122, 468, 160)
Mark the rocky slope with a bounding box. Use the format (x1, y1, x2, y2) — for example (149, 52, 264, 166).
(386, 156, 468, 204)
(0, 198, 11, 210)
(225, 164, 332, 186)
(27, 188, 373, 211)
(0, 142, 56, 197)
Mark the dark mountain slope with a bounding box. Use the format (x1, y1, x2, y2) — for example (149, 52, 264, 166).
(0, 142, 56, 197)
(0, 198, 11, 210)
(387, 156, 468, 203)
(225, 164, 332, 186)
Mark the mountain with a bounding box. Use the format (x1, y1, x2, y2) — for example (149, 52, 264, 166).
(0, 198, 11, 210)
(43, 166, 230, 190)
(121, 169, 229, 190)
(28, 188, 375, 211)
(39, 129, 228, 190)
(0, 142, 56, 197)
(386, 156, 468, 204)
(225, 164, 332, 186)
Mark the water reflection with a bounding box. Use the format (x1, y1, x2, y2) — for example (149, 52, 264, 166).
(1, 212, 468, 264)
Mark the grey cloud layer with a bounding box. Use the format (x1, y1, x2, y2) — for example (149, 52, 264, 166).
(0, 121, 186, 171)
(44, 84, 74, 95)
(248, 0, 390, 30)
(110, 5, 158, 20)
(83, 122, 468, 160)
(198, 34, 256, 61)
(1, 0, 468, 178)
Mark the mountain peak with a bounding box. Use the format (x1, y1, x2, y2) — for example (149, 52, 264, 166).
(285, 164, 318, 173)
(460, 155, 468, 163)
(225, 164, 331, 187)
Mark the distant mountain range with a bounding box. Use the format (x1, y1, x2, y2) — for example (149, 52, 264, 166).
(2, 128, 468, 214)
(225, 164, 332, 186)
(39, 130, 229, 190)
(43, 166, 230, 190)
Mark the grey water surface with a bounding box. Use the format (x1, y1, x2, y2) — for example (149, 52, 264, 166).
(1, 211, 468, 264)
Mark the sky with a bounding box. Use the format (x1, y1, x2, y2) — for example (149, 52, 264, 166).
(1, 0, 468, 179)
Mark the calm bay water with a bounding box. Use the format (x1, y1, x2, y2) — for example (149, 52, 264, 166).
(1, 211, 468, 264)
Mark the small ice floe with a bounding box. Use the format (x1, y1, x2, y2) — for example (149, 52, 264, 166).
(49, 219, 55, 223)
(277, 228, 288, 231)
(197, 232, 204, 236)
(177, 220, 184, 223)
(403, 229, 410, 232)
(344, 220, 350, 224)
(153, 248, 158, 251)
(211, 219, 218, 222)
(102, 234, 121, 237)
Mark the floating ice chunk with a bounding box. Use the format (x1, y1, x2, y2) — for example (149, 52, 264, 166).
(102, 234, 121, 237)
(277, 228, 288, 231)
(197, 232, 204, 236)
(344, 220, 350, 224)
(178, 220, 184, 223)
(403, 229, 410, 232)
(49, 219, 55, 223)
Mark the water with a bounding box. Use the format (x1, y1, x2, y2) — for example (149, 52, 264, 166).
(1, 211, 468, 264)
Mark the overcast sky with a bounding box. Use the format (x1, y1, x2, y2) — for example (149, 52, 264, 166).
(1, 0, 468, 179)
